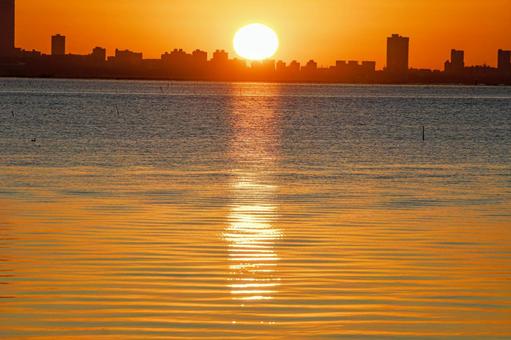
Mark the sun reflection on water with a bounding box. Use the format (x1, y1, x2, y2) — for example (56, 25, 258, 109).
(224, 85, 282, 303)
(225, 182, 282, 301)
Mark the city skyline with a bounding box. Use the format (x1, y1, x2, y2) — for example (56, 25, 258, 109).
(11, 0, 511, 69)
(1, 0, 510, 84)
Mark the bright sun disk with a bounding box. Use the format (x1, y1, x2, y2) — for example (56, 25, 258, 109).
(233, 24, 279, 61)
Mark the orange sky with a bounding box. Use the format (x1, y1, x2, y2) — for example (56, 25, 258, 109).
(15, 0, 511, 70)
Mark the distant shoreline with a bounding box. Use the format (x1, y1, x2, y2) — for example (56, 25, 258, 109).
(1, 75, 510, 87)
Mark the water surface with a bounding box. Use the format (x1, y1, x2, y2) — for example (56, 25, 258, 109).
(0, 79, 510, 339)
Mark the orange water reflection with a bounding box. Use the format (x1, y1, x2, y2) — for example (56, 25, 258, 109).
(224, 84, 283, 302)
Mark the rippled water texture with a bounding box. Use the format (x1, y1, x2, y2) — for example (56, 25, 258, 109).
(1, 79, 510, 339)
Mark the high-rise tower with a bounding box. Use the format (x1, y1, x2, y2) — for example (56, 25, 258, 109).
(386, 34, 409, 75)
(52, 34, 66, 56)
(498, 49, 511, 75)
(445, 49, 465, 73)
(0, 0, 15, 56)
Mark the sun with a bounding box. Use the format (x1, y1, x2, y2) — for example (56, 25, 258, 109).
(233, 24, 279, 61)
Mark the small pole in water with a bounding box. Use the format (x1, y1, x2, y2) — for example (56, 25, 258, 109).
(422, 126, 425, 141)
(115, 105, 120, 117)
(11, 110, 14, 118)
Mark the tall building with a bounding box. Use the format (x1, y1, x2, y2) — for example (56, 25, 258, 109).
(91, 47, 106, 62)
(192, 49, 207, 64)
(497, 49, 511, 74)
(288, 60, 300, 73)
(386, 34, 409, 75)
(0, 0, 15, 56)
(212, 50, 228, 63)
(51, 34, 66, 56)
(445, 49, 465, 73)
(451, 49, 465, 70)
(303, 60, 318, 72)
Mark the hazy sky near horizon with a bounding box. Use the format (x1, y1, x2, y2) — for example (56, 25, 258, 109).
(16, 0, 511, 69)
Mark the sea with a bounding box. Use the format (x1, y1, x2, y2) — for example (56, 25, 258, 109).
(0, 78, 510, 339)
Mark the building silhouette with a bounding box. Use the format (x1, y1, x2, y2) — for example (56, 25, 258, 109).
(111, 49, 143, 65)
(212, 50, 229, 64)
(276, 60, 286, 72)
(0, 0, 15, 56)
(288, 60, 300, 73)
(91, 47, 106, 62)
(161, 48, 189, 65)
(445, 49, 465, 73)
(303, 60, 318, 72)
(498, 49, 511, 75)
(361, 61, 376, 73)
(336, 60, 375, 75)
(161, 48, 204, 79)
(51, 34, 66, 56)
(192, 49, 208, 64)
(386, 34, 409, 75)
